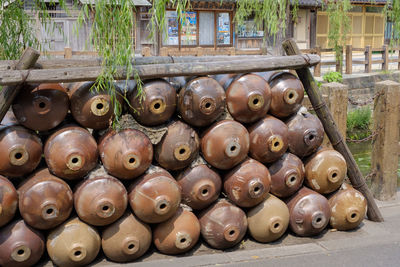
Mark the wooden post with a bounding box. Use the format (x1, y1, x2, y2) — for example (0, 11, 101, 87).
(142, 47, 151, 57)
(365, 45, 372, 73)
(345, 44, 353, 74)
(282, 39, 384, 222)
(64, 47, 72, 59)
(382, 45, 389, 71)
(314, 45, 321, 77)
(0, 47, 40, 122)
(398, 48, 400, 70)
(160, 47, 168, 57)
(371, 80, 400, 201)
(336, 46, 343, 73)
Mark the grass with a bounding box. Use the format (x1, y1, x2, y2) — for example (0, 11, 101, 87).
(346, 107, 372, 140)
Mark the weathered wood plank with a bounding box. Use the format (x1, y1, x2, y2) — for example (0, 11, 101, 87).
(0, 54, 320, 86)
(282, 38, 384, 222)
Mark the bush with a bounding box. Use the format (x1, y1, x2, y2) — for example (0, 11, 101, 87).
(323, 71, 343, 83)
(347, 107, 372, 132)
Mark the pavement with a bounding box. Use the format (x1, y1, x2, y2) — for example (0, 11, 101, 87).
(79, 190, 400, 267)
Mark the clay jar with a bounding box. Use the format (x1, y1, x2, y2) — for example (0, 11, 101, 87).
(0, 175, 18, 227)
(268, 72, 304, 118)
(247, 194, 290, 243)
(199, 199, 247, 249)
(268, 153, 305, 198)
(328, 183, 367, 231)
(128, 167, 181, 223)
(18, 168, 73, 230)
(155, 121, 200, 171)
(201, 120, 250, 170)
(305, 149, 347, 194)
(102, 212, 152, 262)
(226, 74, 271, 123)
(224, 158, 271, 208)
(178, 77, 226, 127)
(47, 217, 101, 267)
(68, 82, 123, 130)
(99, 129, 153, 179)
(176, 164, 221, 210)
(12, 83, 69, 131)
(286, 187, 331, 237)
(248, 115, 289, 163)
(0, 220, 45, 267)
(153, 207, 200, 255)
(286, 109, 324, 158)
(44, 125, 98, 180)
(128, 79, 177, 126)
(0, 126, 42, 178)
(212, 73, 238, 89)
(74, 176, 128, 226)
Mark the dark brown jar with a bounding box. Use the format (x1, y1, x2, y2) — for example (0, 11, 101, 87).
(226, 74, 271, 124)
(99, 129, 153, 179)
(305, 149, 347, 194)
(69, 82, 123, 130)
(0, 126, 42, 178)
(224, 158, 271, 208)
(268, 153, 305, 198)
(128, 167, 181, 223)
(201, 120, 249, 170)
(128, 79, 177, 126)
(0, 220, 45, 267)
(268, 72, 304, 118)
(176, 164, 221, 210)
(248, 115, 289, 163)
(153, 207, 200, 255)
(74, 176, 128, 226)
(198, 198, 247, 249)
(328, 183, 367, 231)
(44, 125, 98, 180)
(212, 74, 238, 90)
(102, 212, 152, 262)
(286, 187, 331, 237)
(1, 110, 19, 127)
(12, 83, 69, 131)
(286, 110, 324, 158)
(18, 168, 73, 230)
(155, 121, 199, 171)
(178, 77, 226, 127)
(0, 175, 18, 227)
(47, 217, 101, 267)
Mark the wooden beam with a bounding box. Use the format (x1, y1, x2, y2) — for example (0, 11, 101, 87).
(282, 38, 384, 222)
(0, 47, 40, 122)
(0, 54, 320, 86)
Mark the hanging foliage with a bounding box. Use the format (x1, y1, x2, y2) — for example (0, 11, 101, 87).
(385, 0, 400, 46)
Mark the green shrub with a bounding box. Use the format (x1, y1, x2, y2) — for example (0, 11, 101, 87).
(323, 71, 343, 83)
(347, 107, 372, 132)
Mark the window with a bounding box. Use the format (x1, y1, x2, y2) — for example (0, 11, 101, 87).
(217, 12, 230, 45)
(199, 12, 214, 45)
(181, 12, 197, 45)
(237, 20, 264, 38)
(163, 11, 179, 45)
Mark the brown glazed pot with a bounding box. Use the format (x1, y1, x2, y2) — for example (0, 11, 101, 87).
(0, 126, 42, 178)
(247, 194, 290, 243)
(0, 175, 18, 227)
(1, 110, 19, 127)
(128, 79, 177, 126)
(102, 212, 152, 262)
(12, 83, 69, 131)
(99, 129, 153, 179)
(226, 74, 271, 123)
(47, 217, 101, 267)
(18, 168, 73, 230)
(68, 82, 123, 130)
(176, 164, 221, 210)
(248, 115, 289, 164)
(268, 72, 304, 118)
(328, 183, 367, 231)
(44, 125, 98, 180)
(201, 120, 249, 170)
(155, 121, 200, 171)
(178, 77, 226, 127)
(212, 74, 238, 90)
(305, 149, 347, 194)
(268, 153, 305, 198)
(74, 176, 128, 226)
(153, 207, 200, 255)
(0, 220, 45, 267)
(128, 167, 181, 223)
(199, 198, 248, 249)
(224, 158, 271, 208)
(286, 187, 331, 237)
(286, 110, 324, 158)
